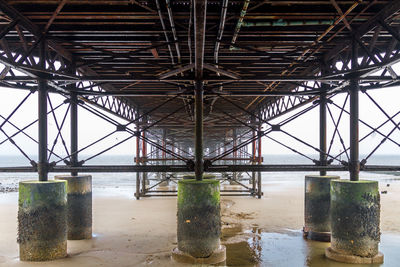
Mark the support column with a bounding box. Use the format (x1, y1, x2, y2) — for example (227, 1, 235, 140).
(135, 134, 140, 200)
(173, 0, 225, 264)
(257, 125, 262, 199)
(18, 180, 67, 261)
(349, 81, 360, 181)
(303, 175, 339, 241)
(172, 179, 225, 264)
(38, 40, 48, 181)
(17, 39, 68, 262)
(70, 63, 78, 176)
(319, 90, 327, 176)
(230, 128, 237, 185)
(325, 180, 383, 263)
(194, 80, 204, 180)
(55, 175, 92, 240)
(251, 128, 256, 193)
(325, 39, 383, 264)
(350, 39, 360, 181)
(303, 65, 340, 241)
(55, 65, 92, 240)
(160, 129, 168, 186)
(142, 131, 149, 191)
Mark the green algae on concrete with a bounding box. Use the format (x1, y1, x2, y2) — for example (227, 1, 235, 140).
(327, 179, 383, 263)
(304, 175, 340, 241)
(18, 180, 67, 261)
(177, 179, 221, 258)
(55, 175, 92, 240)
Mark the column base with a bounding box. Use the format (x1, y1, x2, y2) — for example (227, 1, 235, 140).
(55, 175, 92, 240)
(172, 245, 226, 264)
(303, 227, 330, 242)
(18, 180, 67, 261)
(325, 247, 384, 264)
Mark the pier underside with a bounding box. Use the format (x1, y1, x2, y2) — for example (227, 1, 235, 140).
(0, 0, 399, 197)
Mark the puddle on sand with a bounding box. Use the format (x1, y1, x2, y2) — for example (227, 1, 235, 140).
(219, 227, 400, 267)
(221, 224, 243, 241)
(224, 241, 260, 266)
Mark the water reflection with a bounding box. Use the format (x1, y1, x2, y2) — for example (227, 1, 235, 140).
(221, 227, 400, 267)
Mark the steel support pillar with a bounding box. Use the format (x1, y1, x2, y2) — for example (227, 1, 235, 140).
(38, 40, 48, 181)
(194, 80, 204, 180)
(319, 91, 327, 176)
(232, 128, 237, 182)
(70, 63, 78, 176)
(257, 124, 262, 198)
(251, 128, 256, 194)
(162, 129, 167, 180)
(135, 135, 140, 199)
(142, 130, 148, 192)
(349, 39, 360, 181)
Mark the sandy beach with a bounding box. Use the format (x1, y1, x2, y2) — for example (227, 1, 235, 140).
(1, 174, 400, 266)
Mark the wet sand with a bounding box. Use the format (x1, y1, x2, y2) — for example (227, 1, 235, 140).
(0, 179, 399, 266)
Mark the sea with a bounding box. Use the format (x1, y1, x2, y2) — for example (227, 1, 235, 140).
(0, 154, 399, 193)
(1, 154, 400, 266)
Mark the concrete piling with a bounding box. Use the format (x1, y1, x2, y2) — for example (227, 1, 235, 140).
(55, 175, 92, 240)
(18, 180, 67, 261)
(172, 179, 226, 264)
(325, 180, 384, 264)
(304, 175, 340, 241)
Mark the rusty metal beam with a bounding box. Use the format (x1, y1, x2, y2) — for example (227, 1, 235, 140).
(194, 0, 207, 80)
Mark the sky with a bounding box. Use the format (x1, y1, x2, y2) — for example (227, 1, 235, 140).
(0, 61, 399, 166)
(0, 83, 399, 165)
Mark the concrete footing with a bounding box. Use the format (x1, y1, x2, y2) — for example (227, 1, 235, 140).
(325, 180, 383, 264)
(304, 175, 340, 242)
(18, 180, 67, 261)
(176, 179, 224, 263)
(325, 247, 384, 264)
(55, 175, 92, 240)
(172, 245, 226, 264)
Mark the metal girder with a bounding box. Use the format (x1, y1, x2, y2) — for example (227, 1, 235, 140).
(194, 0, 207, 80)
(3, 76, 400, 83)
(0, 0, 138, 122)
(256, 0, 400, 122)
(1, 164, 398, 173)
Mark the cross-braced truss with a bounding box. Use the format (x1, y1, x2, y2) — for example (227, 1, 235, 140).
(0, 0, 399, 197)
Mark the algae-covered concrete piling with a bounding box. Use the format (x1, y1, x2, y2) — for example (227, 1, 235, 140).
(55, 175, 92, 240)
(325, 180, 384, 264)
(304, 175, 340, 242)
(18, 180, 67, 261)
(172, 179, 226, 264)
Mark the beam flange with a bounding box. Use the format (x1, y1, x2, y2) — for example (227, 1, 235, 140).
(194, 0, 207, 80)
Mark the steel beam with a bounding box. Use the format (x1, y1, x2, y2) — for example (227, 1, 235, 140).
(194, 81, 204, 180)
(257, 123, 262, 198)
(193, 0, 206, 180)
(349, 39, 360, 181)
(320, 68, 328, 176)
(70, 63, 78, 176)
(135, 133, 141, 199)
(194, 0, 207, 80)
(3, 76, 400, 83)
(37, 40, 48, 181)
(1, 164, 400, 173)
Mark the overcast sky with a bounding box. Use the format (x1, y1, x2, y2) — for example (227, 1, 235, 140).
(0, 57, 399, 165)
(0, 83, 398, 166)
